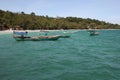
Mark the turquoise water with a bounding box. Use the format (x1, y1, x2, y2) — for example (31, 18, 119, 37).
(0, 30, 120, 80)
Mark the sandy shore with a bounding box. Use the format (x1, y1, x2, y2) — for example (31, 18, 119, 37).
(0, 30, 60, 35)
(0, 30, 13, 35)
(0, 29, 119, 35)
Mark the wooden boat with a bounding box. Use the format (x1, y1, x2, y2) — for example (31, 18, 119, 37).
(13, 31, 60, 41)
(30, 35, 60, 41)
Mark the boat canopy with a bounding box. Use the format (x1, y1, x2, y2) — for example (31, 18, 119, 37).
(13, 31, 28, 35)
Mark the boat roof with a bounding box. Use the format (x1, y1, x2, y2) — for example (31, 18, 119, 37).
(13, 31, 28, 35)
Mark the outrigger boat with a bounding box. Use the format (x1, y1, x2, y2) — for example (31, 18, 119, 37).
(13, 31, 60, 41)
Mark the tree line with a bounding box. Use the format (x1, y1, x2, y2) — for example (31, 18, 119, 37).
(0, 9, 120, 30)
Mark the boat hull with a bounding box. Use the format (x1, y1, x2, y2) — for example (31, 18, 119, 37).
(31, 36, 60, 41)
(13, 36, 60, 41)
(59, 35, 70, 38)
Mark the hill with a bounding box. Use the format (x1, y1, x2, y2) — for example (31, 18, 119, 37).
(0, 9, 120, 30)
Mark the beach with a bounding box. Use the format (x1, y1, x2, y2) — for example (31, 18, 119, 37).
(0, 29, 119, 33)
(0, 30, 41, 35)
(0, 30, 13, 35)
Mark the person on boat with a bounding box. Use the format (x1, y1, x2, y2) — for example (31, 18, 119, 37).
(26, 31, 28, 34)
(21, 31, 28, 38)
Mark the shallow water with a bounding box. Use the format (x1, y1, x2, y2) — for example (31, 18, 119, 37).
(0, 30, 120, 80)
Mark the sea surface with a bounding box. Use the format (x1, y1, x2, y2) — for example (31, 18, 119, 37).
(0, 30, 120, 80)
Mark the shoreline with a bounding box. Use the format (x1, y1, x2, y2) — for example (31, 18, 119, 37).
(0, 29, 120, 35)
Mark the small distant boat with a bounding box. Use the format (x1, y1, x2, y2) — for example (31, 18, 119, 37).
(88, 30, 99, 36)
(13, 30, 60, 41)
(87, 26, 99, 36)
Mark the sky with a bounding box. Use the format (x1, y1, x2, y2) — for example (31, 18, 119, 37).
(0, 0, 120, 24)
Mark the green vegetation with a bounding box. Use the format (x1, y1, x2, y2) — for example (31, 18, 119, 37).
(0, 9, 120, 30)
